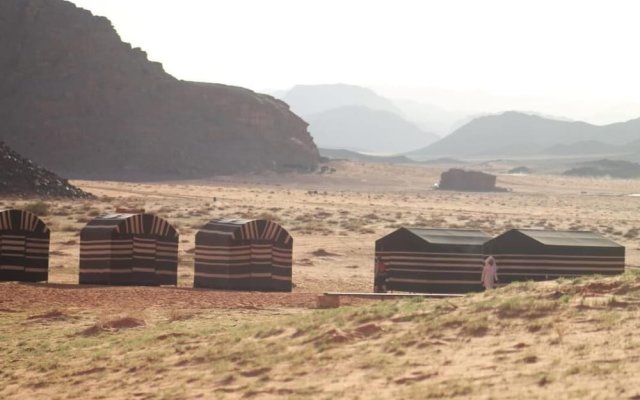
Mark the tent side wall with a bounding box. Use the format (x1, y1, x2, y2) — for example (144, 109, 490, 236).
(0, 210, 50, 283)
(24, 233, 50, 282)
(155, 238, 179, 286)
(484, 230, 626, 284)
(194, 228, 234, 290)
(226, 244, 253, 291)
(271, 239, 293, 292)
(376, 229, 485, 294)
(79, 224, 129, 285)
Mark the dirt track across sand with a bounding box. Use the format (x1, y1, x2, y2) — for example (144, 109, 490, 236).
(0, 283, 369, 312)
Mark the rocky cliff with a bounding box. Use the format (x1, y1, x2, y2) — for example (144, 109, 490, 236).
(0, 0, 319, 179)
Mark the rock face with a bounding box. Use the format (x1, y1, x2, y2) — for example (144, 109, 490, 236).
(438, 169, 498, 192)
(564, 159, 640, 179)
(0, 141, 90, 197)
(0, 0, 319, 179)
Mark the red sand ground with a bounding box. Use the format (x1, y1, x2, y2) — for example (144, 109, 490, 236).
(0, 282, 367, 312)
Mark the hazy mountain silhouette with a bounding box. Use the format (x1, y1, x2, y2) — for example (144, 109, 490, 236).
(276, 84, 440, 153)
(280, 84, 402, 117)
(410, 111, 640, 159)
(391, 99, 470, 135)
(319, 148, 414, 164)
(306, 106, 440, 154)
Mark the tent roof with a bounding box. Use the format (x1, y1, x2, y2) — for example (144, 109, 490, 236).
(82, 213, 177, 237)
(404, 228, 491, 245)
(513, 229, 622, 248)
(198, 218, 292, 244)
(0, 208, 50, 233)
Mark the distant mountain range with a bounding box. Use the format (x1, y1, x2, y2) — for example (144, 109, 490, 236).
(305, 105, 440, 153)
(410, 111, 640, 160)
(391, 99, 470, 134)
(277, 84, 441, 153)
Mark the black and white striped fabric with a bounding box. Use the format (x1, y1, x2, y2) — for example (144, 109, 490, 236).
(0, 209, 50, 282)
(484, 229, 625, 283)
(194, 218, 293, 291)
(79, 214, 179, 286)
(375, 228, 491, 294)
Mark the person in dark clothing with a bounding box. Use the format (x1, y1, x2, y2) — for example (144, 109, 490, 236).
(373, 256, 387, 293)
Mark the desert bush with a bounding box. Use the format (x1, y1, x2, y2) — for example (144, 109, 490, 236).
(87, 208, 102, 217)
(24, 201, 50, 216)
(257, 211, 278, 221)
(61, 224, 77, 232)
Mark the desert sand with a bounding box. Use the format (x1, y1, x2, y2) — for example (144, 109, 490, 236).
(2, 160, 640, 399)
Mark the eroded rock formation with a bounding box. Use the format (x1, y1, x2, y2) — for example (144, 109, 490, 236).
(0, 0, 319, 179)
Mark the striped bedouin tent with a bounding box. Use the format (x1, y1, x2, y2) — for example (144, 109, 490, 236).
(375, 227, 491, 294)
(0, 209, 50, 282)
(483, 229, 625, 284)
(194, 218, 293, 292)
(79, 214, 179, 286)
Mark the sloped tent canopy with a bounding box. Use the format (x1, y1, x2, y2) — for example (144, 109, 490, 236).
(194, 218, 293, 292)
(484, 229, 625, 284)
(79, 214, 179, 286)
(0, 209, 50, 282)
(375, 227, 491, 293)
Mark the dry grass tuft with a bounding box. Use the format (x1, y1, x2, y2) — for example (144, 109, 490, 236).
(80, 315, 146, 336)
(27, 310, 67, 321)
(167, 309, 197, 322)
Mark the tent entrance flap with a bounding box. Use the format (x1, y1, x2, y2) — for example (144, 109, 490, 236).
(132, 235, 157, 285)
(250, 240, 273, 291)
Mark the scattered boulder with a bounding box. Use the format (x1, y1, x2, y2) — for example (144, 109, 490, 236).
(564, 159, 640, 179)
(0, 141, 91, 198)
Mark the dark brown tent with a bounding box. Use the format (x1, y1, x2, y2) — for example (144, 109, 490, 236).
(438, 169, 497, 191)
(484, 229, 625, 284)
(79, 213, 178, 286)
(194, 218, 293, 292)
(0, 209, 50, 282)
(375, 227, 491, 293)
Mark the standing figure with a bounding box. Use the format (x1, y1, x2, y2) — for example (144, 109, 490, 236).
(373, 256, 387, 293)
(481, 256, 498, 290)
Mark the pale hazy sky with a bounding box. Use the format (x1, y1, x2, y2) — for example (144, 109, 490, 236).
(70, 0, 640, 123)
